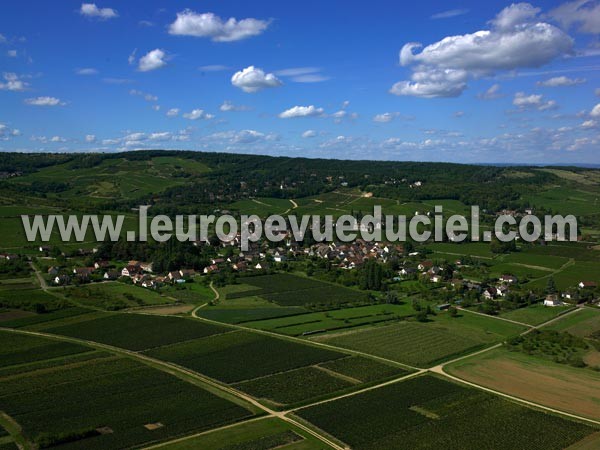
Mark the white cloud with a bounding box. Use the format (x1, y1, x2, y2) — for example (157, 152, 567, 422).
(513, 92, 557, 111)
(478, 83, 503, 100)
(537, 76, 586, 87)
(76, 67, 98, 75)
(138, 49, 167, 72)
(128, 49, 137, 66)
(80, 3, 118, 20)
(166, 108, 180, 117)
(279, 105, 324, 119)
(138, 20, 154, 27)
(275, 67, 330, 83)
(0, 34, 5, 44)
(590, 103, 600, 116)
(152, 105, 160, 111)
(168, 10, 269, 42)
(85, 134, 96, 143)
(373, 112, 399, 122)
(183, 109, 213, 120)
(50, 136, 66, 143)
(549, 0, 600, 34)
(7, 50, 17, 57)
(206, 129, 278, 144)
(0, 123, 20, 141)
(103, 77, 134, 84)
(302, 130, 317, 138)
(596, 88, 600, 96)
(129, 89, 158, 102)
(220, 100, 249, 112)
(198, 65, 229, 72)
(0, 73, 28, 91)
(454, 111, 465, 118)
(393, 3, 573, 98)
(24, 96, 65, 106)
(581, 119, 598, 128)
(231, 66, 282, 93)
(431, 9, 469, 20)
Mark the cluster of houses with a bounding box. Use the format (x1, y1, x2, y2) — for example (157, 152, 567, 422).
(307, 240, 404, 269)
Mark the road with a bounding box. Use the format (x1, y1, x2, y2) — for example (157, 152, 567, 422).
(30, 262, 48, 291)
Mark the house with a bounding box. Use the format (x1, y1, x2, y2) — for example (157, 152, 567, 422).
(168, 271, 183, 280)
(121, 265, 141, 278)
(273, 252, 287, 263)
(54, 275, 70, 285)
(418, 261, 433, 271)
(544, 294, 563, 307)
(255, 262, 269, 270)
(0, 253, 18, 260)
(399, 267, 416, 277)
(103, 270, 119, 280)
(73, 267, 95, 277)
(232, 262, 248, 272)
(429, 274, 442, 283)
(47, 266, 60, 276)
(94, 261, 109, 270)
(139, 262, 153, 273)
(579, 281, 598, 289)
(483, 287, 498, 300)
(179, 269, 196, 278)
(211, 258, 225, 265)
(203, 265, 220, 274)
(499, 274, 518, 284)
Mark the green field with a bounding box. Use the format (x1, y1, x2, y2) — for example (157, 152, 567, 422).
(312, 312, 526, 367)
(0, 332, 253, 450)
(44, 313, 231, 351)
(500, 304, 574, 326)
(547, 308, 600, 338)
(244, 303, 416, 336)
(157, 417, 326, 450)
(64, 282, 174, 310)
(144, 330, 344, 383)
(295, 374, 596, 450)
(525, 261, 599, 290)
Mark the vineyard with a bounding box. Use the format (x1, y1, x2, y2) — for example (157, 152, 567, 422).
(296, 375, 596, 450)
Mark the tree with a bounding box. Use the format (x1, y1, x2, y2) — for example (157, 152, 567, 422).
(546, 276, 556, 294)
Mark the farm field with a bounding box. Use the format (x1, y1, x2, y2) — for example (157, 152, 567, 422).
(499, 304, 574, 326)
(525, 260, 599, 290)
(446, 347, 600, 420)
(144, 330, 344, 384)
(311, 311, 526, 367)
(157, 417, 328, 450)
(546, 307, 600, 337)
(44, 313, 231, 351)
(295, 374, 596, 450)
(522, 186, 600, 217)
(161, 283, 215, 305)
(224, 273, 369, 308)
(64, 282, 174, 310)
(244, 303, 417, 336)
(196, 306, 307, 324)
(425, 242, 494, 258)
(0, 331, 253, 450)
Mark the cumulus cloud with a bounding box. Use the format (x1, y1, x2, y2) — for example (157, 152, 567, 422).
(166, 108, 180, 117)
(75, 68, 98, 75)
(80, 3, 118, 20)
(138, 49, 167, 72)
(220, 100, 250, 112)
(590, 103, 600, 116)
(279, 105, 324, 119)
(302, 130, 317, 138)
(0, 123, 20, 141)
(373, 113, 396, 123)
(392, 3, 574, 98)
(50, 136, 66, 143)
(513, 92, 557, 111)
(549, 0, 600, 34)
(169, 10, 269, 42)
(85, 134, 96, 143)
(231, 66, 282, 93)
(207, 129, 278, 144)
(0, 73, 28, 91)
(537, 76, 586, 87)
(431, 9, 469, 20)
(24, 96, 65, 106)
(7, 50, 17, 57)
(183, 109, 214, 120)
(581, 119, 598, 128)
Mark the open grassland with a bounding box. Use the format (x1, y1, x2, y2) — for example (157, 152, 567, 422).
(64, 282, 173, 310)
(0, 333, 252, 450)
(547, 307, 600, 337)
(156, 417, 327, 450)
(500, 304, 573, 326)
(446, 347, 600, 421)
(312, 312, 526, 367)
(501, 251, 570, 269)
(144, 330, 344, 384)
(425, 242, 494, 258)
(526, 243, 600, 262)
(522, 186, 600, 217)
(0, 289, 66, 313)
(161, 283, 215, 304)
(244, 303, 416, 336)
(44, 313, 231, 351)
(228, 197, 295, 216)
(296, 374, 596, 450)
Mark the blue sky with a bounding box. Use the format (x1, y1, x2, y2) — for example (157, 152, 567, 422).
(0, 0, 599, 163)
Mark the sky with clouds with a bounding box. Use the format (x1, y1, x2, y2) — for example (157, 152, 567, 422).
(1, 0, 599, 164)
